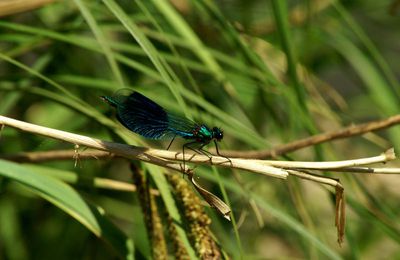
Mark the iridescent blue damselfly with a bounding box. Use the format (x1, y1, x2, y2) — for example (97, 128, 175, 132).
(101, 91, 228, 170)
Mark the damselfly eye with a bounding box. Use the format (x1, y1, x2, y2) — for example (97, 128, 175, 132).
(212, 127, 223, 141)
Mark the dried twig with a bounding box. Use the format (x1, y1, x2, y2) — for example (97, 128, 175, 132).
(4, 149, 400, 176)
(4, 150, 400, 175)
(220, 114, 400, 159)
(1, 149, 114, 163)
(0, 0, 55, 17)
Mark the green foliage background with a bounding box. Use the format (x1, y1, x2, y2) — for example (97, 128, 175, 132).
(1, 0, 400, 259)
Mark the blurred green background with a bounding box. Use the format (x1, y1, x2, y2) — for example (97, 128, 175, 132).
(1, 0, 400, 259)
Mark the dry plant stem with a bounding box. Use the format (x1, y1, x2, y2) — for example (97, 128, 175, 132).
(1, 150, 114, 163)
(287, 170, 343, 189)
(287, 169, 345, 245)
(92, 178, 136, 192)
(0, 116, 288, 178)
(1, 116, 397, 177)
(328, 167, 400, 174)
(0, 0, 55, 17)
(3, 150, 400, 176)
(221, 114, 400, 159)
(4, 149, 395, 171)
(94, 178, 159, 195)
(4, 150, 400, 174)
(258, 148, 395, 169)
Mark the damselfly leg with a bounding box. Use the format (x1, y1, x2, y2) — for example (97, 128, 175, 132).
(166, 134, 176, 150)
(213, 140, 232, 166)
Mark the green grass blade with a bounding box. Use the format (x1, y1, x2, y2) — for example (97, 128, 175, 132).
(150, 0, 224, 82)
(211, 167, 243, 258)
(135, 1, 202, 95)
(326, 33, 398, 114)
(0, 21, 162, 82)
(0, 159, 134, 259)
(0, 52, 80, 103)
(347, 196, 400, 243)
(0, 199, 28, 260)
(271, 0, 307, 108)
(102, 0, 189, 117)
(73, 0, 124, 88)
(327, 31, 400, 149)
(333, 1, 400, 98)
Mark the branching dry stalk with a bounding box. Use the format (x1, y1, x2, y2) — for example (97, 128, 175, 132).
(1, 115, 399, 245)
(220, 114, 400, 159)
(1, 149, 115, 162)
(4, 149, 400, 175)
(1, 116, 397, 176)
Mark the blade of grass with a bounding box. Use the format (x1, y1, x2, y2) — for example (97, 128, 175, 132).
(0, 21, 263, 84)
(0, 52, 130, 135)
(270, 0, 322, 151)
(0, 51, 86, 106)
(0, 159, 134, 259)
(333, 1, 400, 98)
(135, 1, 202, 95)
(108, 23, 267, 80)
(0, 21, 162, 82)
(195, 0, 292, 92)
(73, 0, 124, 88)
(102, 0, 190, 117)
(271, 0, 307, 109)
(0, 199, 28, 260)
(347, 196, 400, 243)
(325, 32, 398, 114)
(326, 31, 400, 149)
(211, 167, 244, 259)
(24, 164, 137, 192)
(149, 0, 224, 82)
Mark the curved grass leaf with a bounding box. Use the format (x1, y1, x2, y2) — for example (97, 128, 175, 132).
(102, 0, 190, 117)
(73, 0, 124, 88)
(0, 159, 134, 259)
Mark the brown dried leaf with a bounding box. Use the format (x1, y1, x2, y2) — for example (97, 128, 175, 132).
(335, 184, 346, 246)
(188, 172, 231, 221)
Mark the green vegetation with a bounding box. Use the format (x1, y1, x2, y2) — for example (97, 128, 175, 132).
(1, 0, 399, 259)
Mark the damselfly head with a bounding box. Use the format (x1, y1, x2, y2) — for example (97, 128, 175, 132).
(212, 127, 223, 141)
